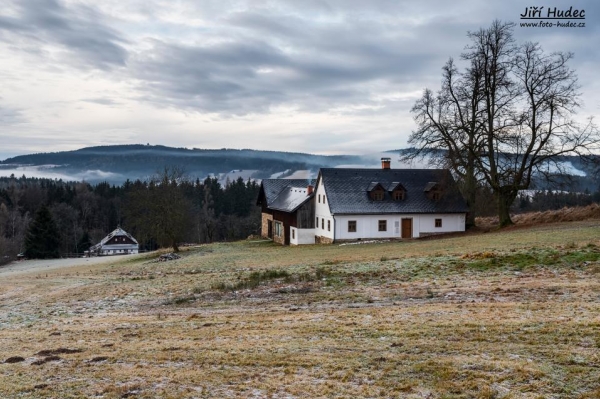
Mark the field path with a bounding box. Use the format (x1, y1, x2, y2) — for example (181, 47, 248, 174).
(0, 255, 134, 277)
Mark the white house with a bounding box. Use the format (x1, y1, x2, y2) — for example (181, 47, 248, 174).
(258, 158, 468, 245)
(89, 227, 139, 256)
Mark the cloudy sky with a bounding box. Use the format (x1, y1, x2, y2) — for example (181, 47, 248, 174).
(0, 0, 598, 160)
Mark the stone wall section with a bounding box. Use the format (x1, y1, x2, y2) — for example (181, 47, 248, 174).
(261, 213, 273, 239)
(273, 231, 285, 245)
(315, 235, 333, 244)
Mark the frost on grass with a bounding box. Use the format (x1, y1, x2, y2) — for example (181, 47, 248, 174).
(1, 220, 600, 398)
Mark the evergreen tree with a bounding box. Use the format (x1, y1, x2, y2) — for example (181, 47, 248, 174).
(24, 206, 60, 259)
(77, 231, 92, 253)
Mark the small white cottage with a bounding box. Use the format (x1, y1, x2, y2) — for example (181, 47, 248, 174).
(90, 227, 139, 256)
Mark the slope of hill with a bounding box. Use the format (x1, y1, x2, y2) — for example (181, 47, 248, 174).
(1, 220, 600, 397)
(0, 145, 376, 184)
(1, 145, 597, 190)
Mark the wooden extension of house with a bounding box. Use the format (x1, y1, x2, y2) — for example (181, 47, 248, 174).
(256, 180, 316, 245)
(256, 158, 469, 245)
(89, 227, 139, 256)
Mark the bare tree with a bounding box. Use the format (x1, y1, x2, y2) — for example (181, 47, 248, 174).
(408, 20, 600, 227)
(408, 56, 486, 227)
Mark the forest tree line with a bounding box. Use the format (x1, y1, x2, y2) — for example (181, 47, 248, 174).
(0, 169, 260, 263)
(1, 169, 600, 263)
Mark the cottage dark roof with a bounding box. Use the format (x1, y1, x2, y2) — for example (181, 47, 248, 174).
(423, 182, 439, 192)
(387, 182, 405, 192)
(318, 168, 468, 215)
(270, 186, 312, 212)
(367, 182, 384, 191)
(90, 227, 138, 251)
(259, 179, 316, 213)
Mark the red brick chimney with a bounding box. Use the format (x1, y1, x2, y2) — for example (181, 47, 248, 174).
(381, 157, 391, 169)
(307, 185, 314, 195)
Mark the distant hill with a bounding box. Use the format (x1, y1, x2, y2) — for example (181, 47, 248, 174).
(1, 144, 597, 191)
(0, 145, 380, 184)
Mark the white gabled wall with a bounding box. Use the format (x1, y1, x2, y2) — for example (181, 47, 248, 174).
(290, 227, 315, 245)
(334, 214, 465, 240)
(419, 214, 465, 234)
(314, 176, 334, 240)
(334, 215, 416, 240)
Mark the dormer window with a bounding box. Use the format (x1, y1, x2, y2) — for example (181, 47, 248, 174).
(372, 191, 384, 201)
(424, 182, 443, 201)
(368, 182, 386, 201)
(387, 182, 406, 201)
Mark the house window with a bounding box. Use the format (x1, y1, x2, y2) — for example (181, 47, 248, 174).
(316, 217, 319, 228)
(292, 229, 295, 239)
(372, 191, 384, 201)
(321, 218, 324, 230)
(274, 221, 283, 237)
(323, 195, 326, 204)
(393, 191, 405, 201)
(435, 218, 442, 228)
(327, 220, 331, 231)
(378, 220, 387, 232)
(348, 220, 357, 233)
(432, 192, 441, 201)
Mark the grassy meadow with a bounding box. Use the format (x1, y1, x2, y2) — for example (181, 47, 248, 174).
(1, 220, 600, 398)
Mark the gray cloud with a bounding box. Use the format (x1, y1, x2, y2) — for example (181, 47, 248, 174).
(0, 0, 128, 70)
(128, 1, 584, 116)
(0, 105, 24, 125)
(0, 0, 599, 156)
(4, 0, 598, 118)
(80, 97, 121, 106)
(128, 11, 450, 115)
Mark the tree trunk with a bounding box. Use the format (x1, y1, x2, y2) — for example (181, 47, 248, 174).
(497, 190, 517, 227)
(172, 239, 179, 252)
(464, 165, 477, 228)
(466, 199, 476, 228)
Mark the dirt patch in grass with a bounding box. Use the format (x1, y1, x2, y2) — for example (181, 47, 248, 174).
(35, 348, 83, 356)
(31, 356, 61, 365)
(4, 356, 25, 364)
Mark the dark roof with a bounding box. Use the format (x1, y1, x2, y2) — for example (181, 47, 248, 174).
(387, 182, 405, 192)
(259, 179, 316, 212)
(367, 182, 384, 191)
(90, 227, 138, 251)
(319, 168, 468, 215)
(423, 182, 439, 192)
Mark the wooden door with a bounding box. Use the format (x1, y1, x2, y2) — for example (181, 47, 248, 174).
(268, 220, 273, 239)
(401, 218, 412, 239)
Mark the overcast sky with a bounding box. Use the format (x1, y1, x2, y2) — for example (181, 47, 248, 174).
(0, 0, 598, 160)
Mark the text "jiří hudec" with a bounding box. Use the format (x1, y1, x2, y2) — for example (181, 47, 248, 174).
(520, 6, 585, 19)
